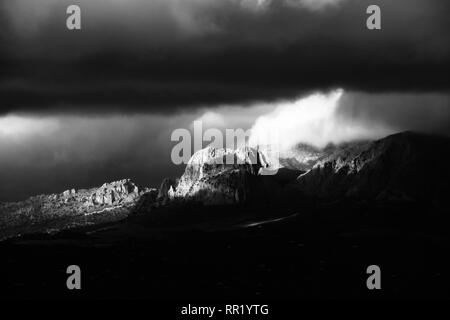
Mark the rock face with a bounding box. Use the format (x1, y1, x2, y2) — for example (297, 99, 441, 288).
(156, 178, 177, 206)
(87, 179, 143, 207)
(0, 179, 156, 239)
(295, 132, 450, 206)
(168, 146, 270, 205)
(57, 179, 150, 212)
(280, 141, 371, 171)
(280, 143, 325, 171)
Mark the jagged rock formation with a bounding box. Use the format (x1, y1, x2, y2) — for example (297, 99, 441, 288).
(164, 146, 270, 205)
(157, 178, 177, 205)
(0, 179, 156, 239)
(85, 179, 146, 207)
(280, 143, 325, 171)
(280, 141, 371, 171)
(295, 132, 450, 206)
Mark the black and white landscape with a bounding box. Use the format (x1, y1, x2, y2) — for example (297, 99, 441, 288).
(1, 0, 450, 300)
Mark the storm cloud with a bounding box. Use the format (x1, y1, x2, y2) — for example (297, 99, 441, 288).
(1, 0, 449, 114)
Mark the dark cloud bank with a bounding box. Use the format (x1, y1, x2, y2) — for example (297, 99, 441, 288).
(1, 0, 449, 114)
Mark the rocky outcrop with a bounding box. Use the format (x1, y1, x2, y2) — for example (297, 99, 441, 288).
(280, 143, 325, 171)
(295, 132, 450, 206)
(0, 179, 157, 239)
(84, 179, 144, 207)
(280, 141, 371, 171)
(156, 178, 177, 206)
(55, 179, 151, 212)
(168, 146, 270, 205)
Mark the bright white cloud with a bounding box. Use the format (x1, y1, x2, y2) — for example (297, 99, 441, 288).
(249, 90, 391, 154)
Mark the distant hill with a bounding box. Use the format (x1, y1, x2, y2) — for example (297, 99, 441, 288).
(295, 131, 450, 207)
(0, 179, 156, 240)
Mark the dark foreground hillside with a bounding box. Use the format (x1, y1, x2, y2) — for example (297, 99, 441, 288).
(1, 201, 450, 300)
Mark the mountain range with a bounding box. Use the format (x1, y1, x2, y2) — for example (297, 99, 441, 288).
(1, 131, 450, 240)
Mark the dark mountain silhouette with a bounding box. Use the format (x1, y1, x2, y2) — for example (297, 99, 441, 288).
(295, 132, 450, 208)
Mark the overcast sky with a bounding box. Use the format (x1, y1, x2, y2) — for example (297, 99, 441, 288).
(1, 0, 449, 201)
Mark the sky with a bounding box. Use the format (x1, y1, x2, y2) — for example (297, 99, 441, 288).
(0, 0, 449, 201)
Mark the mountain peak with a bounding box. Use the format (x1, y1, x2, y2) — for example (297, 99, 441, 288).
(162, 146, 270, 206)
(295, 131, 450, 204)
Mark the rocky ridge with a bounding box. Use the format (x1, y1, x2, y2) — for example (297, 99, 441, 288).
(0, 179, 156, 239)
(280, 140, 371, 171)
(158, 146, 271, 206)
(295, 132, 450, 206)
(2, 131, 450, 240)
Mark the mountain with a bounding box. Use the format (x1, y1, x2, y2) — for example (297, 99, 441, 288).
(279, 143, 325, 171)
(158, 146, 271, 206)
(295, 132, 450, 207)
(0, 179, 156, 240)
(280, 140, 371, 171)
(2, 131, 450, 240)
